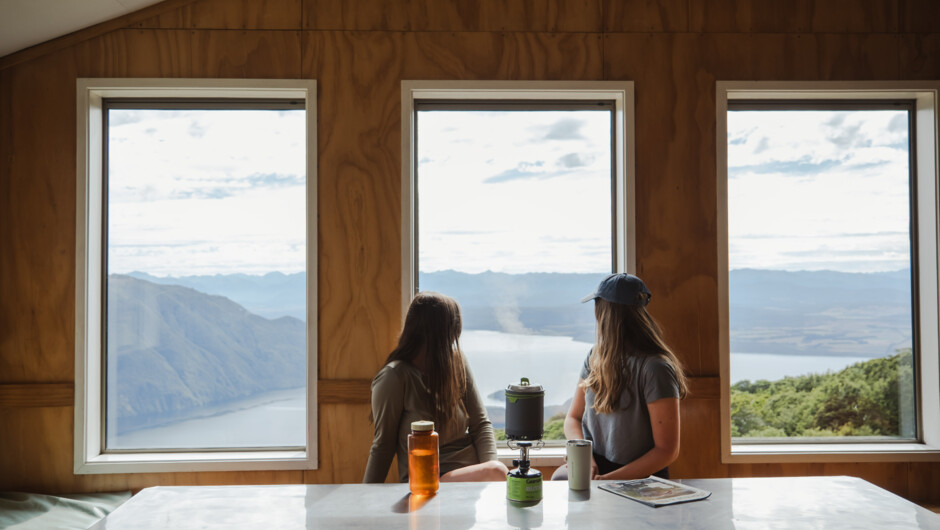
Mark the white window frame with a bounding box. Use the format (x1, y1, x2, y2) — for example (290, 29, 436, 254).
(74, 78, 318, 473)
(717, 81, 940, 463)
(401, 80, 635, 464)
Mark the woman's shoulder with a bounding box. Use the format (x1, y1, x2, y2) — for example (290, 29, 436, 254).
(372, 360, 418, 387)
(631, 353, 676, 374)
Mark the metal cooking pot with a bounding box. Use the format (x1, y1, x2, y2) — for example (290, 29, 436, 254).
(505, 377, 544, 441)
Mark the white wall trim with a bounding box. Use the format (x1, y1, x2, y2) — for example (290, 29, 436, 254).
(400, 80, 636, 318)
(716, 80, 940, 464)
(74, 78, 318, 474)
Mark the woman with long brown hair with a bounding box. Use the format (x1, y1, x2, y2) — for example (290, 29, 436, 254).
(363, 291, 508, 483)
(554, 273, 688, 481)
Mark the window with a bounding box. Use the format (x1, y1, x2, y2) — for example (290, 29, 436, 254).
(717, 82, 940, 462)
(75, 79, 317, 472)
(402, 81, 635, 449)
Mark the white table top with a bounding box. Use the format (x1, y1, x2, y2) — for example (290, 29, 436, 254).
(90, 476, 940, 529)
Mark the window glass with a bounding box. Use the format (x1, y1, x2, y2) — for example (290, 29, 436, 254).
(415, 107, 613, 441)
(105, 106, 307, 450)
(727, 105, 916, 440)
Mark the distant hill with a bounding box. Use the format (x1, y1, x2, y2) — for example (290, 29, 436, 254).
(729, 268, 912, 357)
(108, 275, 305, 433)
(127, 271, 306, 321)
(124, 267, 914, 363)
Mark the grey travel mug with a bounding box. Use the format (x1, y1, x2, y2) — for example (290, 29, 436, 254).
(566, 439, 593, 490)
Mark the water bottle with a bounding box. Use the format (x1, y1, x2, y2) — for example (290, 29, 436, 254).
(408, 420, 439, 495)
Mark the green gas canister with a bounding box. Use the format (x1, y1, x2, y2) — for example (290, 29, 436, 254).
(506, 441, 542, 506)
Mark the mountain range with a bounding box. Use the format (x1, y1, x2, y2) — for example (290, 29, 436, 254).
(109, 267, 912, 433)
(128, 267, 913, 358)
(108, 275, 306, 433)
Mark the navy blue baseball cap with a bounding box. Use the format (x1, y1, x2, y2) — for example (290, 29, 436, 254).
(580, 273, 651, 306)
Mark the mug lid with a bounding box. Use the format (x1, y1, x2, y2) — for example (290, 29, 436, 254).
(506, 377, 543, 393)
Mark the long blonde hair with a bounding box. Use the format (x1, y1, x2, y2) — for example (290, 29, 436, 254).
(582, 297, 688, 414)
(384, 291, 467, 427)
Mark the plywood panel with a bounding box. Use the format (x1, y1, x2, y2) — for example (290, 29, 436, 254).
(0, 383, 72, 407)
(689, 0, 899, 33)
(906, 462, 940, 504)
(900, 0, 940, 33)
(729, 462, 911, 499)
(133, 0, 302, 30)
(308, 30, 603, 380)
(190, 29, 302, 77)
(0, 406, 304, 493)
(0, 56, 81, 383)
(306, 403, 374, 484)
(605, 32, 899, 376)
(673, 395, 727, 479)
(899, 34, 940, 79)
(0, 0, 196, 71)
(603, 0, 688, 33)
(303, 0, 603, 32)
(74, 29, 196, 77)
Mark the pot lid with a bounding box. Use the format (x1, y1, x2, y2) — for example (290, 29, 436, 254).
(506, 377, 543, 393)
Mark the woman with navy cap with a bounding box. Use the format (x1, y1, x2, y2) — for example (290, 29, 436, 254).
(553, 273, 688, 481)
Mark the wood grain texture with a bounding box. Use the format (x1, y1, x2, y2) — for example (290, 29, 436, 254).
(900, 0, 940, 33)
(689, 0, 900, 33)
(1, 0, 939, 504)
(306, 403, 374, 484)
(0, 383, 73, 407)
(0, 0, 199, 71)
(319, 379, 371, 404)
(0, 53, 80, 383)
(603, 0, 689, 32)
(191, 30, 302, 77)
(132, 0, 302, 30)
(308, 29, 603, 379)
(303, 0, 603, 32)
(899, 34, 940, 79)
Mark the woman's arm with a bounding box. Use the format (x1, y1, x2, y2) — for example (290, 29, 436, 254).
(463, 366, 498, 462)
(563, 381, 599, 478)
(563, 381, 587, 440)
(597, 396, 680, 481)
(362, 366, 405, 483)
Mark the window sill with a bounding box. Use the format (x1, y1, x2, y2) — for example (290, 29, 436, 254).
(725, 442, 940, 464)
(497, 446, 567, 468)
(75, 450, 313, 474)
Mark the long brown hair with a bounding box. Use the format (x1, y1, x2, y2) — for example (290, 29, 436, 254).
(582, 296, 688, 414)
(384, 291, 467, 427)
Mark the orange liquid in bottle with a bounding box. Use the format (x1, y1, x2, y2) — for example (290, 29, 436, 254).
(408, 421, 439, 495)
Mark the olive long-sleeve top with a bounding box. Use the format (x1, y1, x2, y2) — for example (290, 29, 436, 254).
(362, 359, 498, 483)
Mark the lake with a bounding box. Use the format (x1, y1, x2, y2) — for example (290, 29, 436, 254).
(112, 387, 306, 449)
(114, 331, 882, 447)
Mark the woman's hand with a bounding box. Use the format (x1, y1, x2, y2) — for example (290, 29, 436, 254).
(590, 456, 600, 479)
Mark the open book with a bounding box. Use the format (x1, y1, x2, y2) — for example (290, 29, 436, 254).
(598, 476, 711, 507)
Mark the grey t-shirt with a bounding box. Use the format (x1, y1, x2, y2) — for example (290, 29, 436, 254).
(579, 351, 680, 466)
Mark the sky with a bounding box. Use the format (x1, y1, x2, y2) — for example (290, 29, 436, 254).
(728, 109, 911, 273)
(106, 106, 912, 278)
(107, 109, 306, 277)
(417, 110, 613, 275)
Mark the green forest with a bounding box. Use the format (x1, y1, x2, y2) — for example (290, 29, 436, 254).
(732, 349, 915, 438)
(496, 350, 915, 441)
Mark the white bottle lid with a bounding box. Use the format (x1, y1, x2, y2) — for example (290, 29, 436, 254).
(411, 420, 434, 432)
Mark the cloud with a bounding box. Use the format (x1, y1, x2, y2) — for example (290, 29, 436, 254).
(484, 161, 548, 183)
(729, 158, 841, 178)
(245, 172, 305, 188)
(557, 153, 594, 168)
(543, 118, 585, 140)
(189, 121, 207, 138)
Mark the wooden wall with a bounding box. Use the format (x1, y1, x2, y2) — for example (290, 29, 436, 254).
(1, 0, 939, 503)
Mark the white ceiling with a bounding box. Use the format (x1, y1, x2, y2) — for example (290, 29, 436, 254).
(0, 0, 165, 58)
